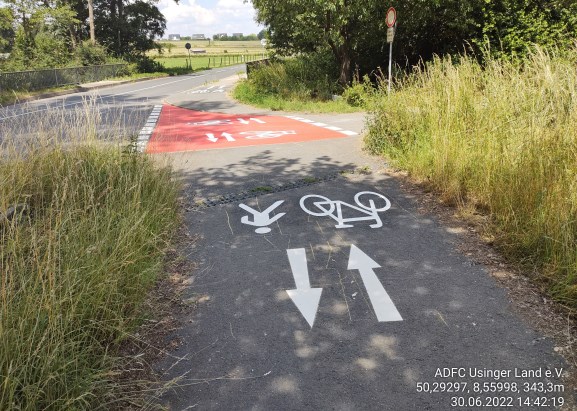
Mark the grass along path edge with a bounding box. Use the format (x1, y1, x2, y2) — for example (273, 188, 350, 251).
(0, 130, 180, 409)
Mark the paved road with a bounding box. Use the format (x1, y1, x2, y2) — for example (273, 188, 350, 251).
(146, 76, 572, 409)
(0, 65, 244, 142)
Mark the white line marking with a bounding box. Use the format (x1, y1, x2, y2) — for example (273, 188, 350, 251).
(283, 115, 358, 136)
(135, 104, 162, 152)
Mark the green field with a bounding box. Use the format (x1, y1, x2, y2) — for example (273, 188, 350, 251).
(155, 54, 266, 70)
(151, 40, 266, 57)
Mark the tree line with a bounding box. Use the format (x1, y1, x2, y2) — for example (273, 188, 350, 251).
(251, 0, 577, 85)
(0, 0, 173, 71)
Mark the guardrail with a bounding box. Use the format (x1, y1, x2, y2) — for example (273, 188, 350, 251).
(246, 58, 271, 77)
(0, 63, 128, 92)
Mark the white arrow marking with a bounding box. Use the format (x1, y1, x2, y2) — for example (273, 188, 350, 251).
(286, 249, 323, 328)
(206, 132, 236, 143)
(347, 245, 402, 322)
(221, 132, 235, 141)
(237, 118, 266, 125)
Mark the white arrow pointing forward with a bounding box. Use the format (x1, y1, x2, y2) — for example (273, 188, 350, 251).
(286, 248, 323, 328)
(348, 245, 402, 322)
(237, 117, 266, 125)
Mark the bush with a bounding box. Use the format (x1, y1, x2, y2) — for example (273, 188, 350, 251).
(365, 47, 577, 307)
(342, 75, 375, 108)
(132, 55, 164, 73)
(75, 41, 108, 66)
(247, 51, 340, 101)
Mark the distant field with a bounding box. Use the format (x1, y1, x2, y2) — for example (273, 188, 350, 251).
(150, 40, 266, 57)
(155, 54, 266, 70)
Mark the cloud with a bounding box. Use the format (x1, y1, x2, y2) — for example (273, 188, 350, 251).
(158, 0, 262, 37)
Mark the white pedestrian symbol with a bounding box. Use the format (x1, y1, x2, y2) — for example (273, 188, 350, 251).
(239, 201, 285, 234)
(300, 191, 391, 228)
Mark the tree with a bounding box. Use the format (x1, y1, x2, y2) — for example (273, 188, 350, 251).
(0, 7, 15, 53)
(93, 0, 166, 58)
(251, 0, 388, 85)
(87, 0, 95, 44)
(251, 0, 577, 84)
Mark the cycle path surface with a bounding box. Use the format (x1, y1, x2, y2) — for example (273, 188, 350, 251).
(149, 75, 571, 410)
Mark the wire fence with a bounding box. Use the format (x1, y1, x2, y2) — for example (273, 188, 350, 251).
(0, 63, 128, 92)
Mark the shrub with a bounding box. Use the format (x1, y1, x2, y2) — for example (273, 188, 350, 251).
(247, 51, 340, 101)
(342, 75, 375, 108)
(75, 41, 108, 66)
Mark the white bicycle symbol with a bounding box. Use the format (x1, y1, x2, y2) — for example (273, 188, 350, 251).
(300, 191, 391, 229)
(239, 130, 296, 139)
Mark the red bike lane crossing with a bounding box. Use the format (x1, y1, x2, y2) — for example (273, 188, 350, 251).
(144, 104, 357, 153)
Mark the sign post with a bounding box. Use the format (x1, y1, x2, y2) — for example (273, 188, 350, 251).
(385, 7, 397, 94)
(185, 42, 192, 69)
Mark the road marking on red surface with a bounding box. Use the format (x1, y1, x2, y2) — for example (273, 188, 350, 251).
(284, 115, 359, 136)
(145, 104, 357, 153)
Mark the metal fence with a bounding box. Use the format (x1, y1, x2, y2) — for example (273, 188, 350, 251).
(0, 63, 128, 92)
(207, 53, 267, 68)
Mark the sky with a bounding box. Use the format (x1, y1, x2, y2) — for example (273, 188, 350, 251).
(158, 0, 264, 38)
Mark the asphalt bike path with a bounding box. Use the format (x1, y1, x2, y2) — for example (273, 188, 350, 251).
(146, 75, 570, 410)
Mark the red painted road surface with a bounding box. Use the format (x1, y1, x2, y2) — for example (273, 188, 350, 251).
(146, 104, 351, 153)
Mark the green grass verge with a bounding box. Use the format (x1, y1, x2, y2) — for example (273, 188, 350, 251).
(233, 80, 361, 113)
(365, 48, 577, 307)
(0, 130, 180, 409)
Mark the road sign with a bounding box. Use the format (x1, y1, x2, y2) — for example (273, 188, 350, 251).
(387, 27, 395, 43)
(386, 7, 397, 28)
(185, 42, 191, 50)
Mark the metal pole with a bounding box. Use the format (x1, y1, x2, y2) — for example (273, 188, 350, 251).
(388, 40, 393, 95)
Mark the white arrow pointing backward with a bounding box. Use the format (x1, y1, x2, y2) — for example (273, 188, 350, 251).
(206, 132, 236, 143)
(348, 245, 402, 322)
(286, 249, 323, 328)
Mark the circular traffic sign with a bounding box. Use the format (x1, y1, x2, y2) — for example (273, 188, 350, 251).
(185, 42, 191, 50)
(386, 7, 397, 28)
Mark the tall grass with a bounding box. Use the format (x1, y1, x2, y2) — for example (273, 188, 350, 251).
(0, 103, 180, 409)
(365, 48, 577, 307)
